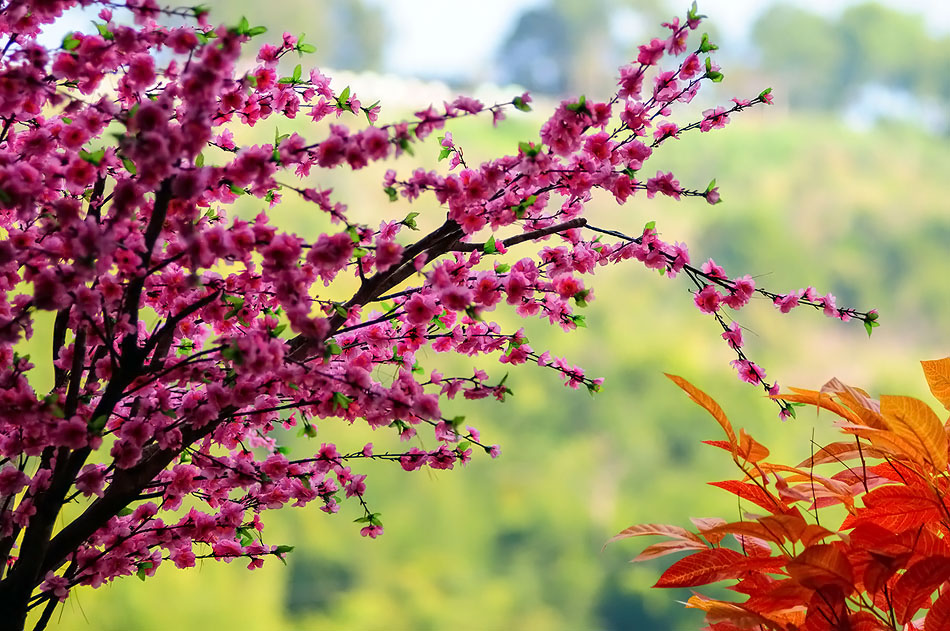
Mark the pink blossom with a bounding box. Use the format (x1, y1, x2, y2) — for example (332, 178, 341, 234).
(731, 360, 765, 385)
(694, 285, 722, 314)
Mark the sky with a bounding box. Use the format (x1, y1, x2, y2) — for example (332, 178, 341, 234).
(365, 0, 950, 79)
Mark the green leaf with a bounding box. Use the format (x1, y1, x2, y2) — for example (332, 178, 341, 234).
(643, 220, 656, 232)
(121, 157, 137, 175)
(438, 147, 452, 162)
(237, 16, 250, 35)
(705, 179, 717, 194)
(494, 263, 510, 274)
(707, 71, 724, 83)
(482, 235, 498, 255)
(88, 415, 108, 433)
(687, 2, 706, 22)
(402, 211, 419, 230)
(518, 141, 540, 157)
(229, 183, 246, 196)
(565, 94, 587, 113)
(62, 33, 81, 51)
(298, 43, 317, 54)
(384, 186, 399, 202)
(79, 148, 106, 166)
(699, 33, 718, 53)
(338, 85, 350, 105)
(456, 440, 471, 453)
(136, 561, 154, 581)
(513, 95, 532, 112)
(118, 506, 134, 517)
(95, 22, 114, 40)
(864, 320, 880, 337)
(292, 64, 302, 82)
(571, 314, 587, 328)
(247, 26, 268, 37)
(332, 391, 353, 412)
(758, 87, 772, 100)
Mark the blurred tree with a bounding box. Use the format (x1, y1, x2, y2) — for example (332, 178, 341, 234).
(752, 4, 847, 109)
(201, 0, 386, 70)
(753, 1, 945, 116)
(495, 0, 663, 96)
(837, 3, 929, 92)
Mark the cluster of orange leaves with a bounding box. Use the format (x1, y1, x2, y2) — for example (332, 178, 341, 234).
(610, 359, 950, 630)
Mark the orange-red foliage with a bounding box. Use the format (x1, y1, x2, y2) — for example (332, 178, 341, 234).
(611, 359, 950, 630)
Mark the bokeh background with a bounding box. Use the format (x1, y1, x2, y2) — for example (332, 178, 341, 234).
(35, 0, 950, 629)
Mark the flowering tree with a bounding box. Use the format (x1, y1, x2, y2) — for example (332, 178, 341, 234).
(614, 363, 950, 630)
(0, 1, 875, 628)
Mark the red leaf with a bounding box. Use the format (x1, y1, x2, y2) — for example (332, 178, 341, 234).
(708, 479, 788, 514)
(654, 548, 785, 588)
(841, 484, 943, 533)
(891, 556, 950, 624)
(605, 522, 703, 548)
(630, 539, 708, 562)
(925, 589, 950, 631)
(786, 544, 854, 591)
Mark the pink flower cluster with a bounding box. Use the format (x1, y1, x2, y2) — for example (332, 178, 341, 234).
(0, 1, 874, 621)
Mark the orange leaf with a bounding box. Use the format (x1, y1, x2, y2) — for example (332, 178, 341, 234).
(665, 374, 736, 449)
(738, 428, 769, 463)
(786, 544, 854, 591)
(630, 539, 708, 562)
(777, 387, 862, 425)
(824, 378, 887, 430)
(921, 357, 950, 411)
(925, 589, 950, 631)
(684, 594, 773, 627)
(604, 523, 703, 548)
(881, 395, 947, 471)
(891, 556, 950, 624)
(690, 517, 728, 545)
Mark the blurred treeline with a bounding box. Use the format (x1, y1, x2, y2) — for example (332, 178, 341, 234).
(41, 1, 950, 630)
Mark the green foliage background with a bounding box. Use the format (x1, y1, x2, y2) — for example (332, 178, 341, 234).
(28, 2, 950, 630)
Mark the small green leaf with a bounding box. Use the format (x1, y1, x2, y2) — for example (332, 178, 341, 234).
(513, 95, 532, 112)
(237, 16, 250, 35)
(338, 85, 350, 105)
(79, 148, 106, 165)
(121, 157, 137, 175)
(332, 391, 353, 412)
(229, 183, 246, 196)
(494, 263, 510, 274)
(247, 26, 268, 37)
(402, 211, 419, 230)
(864, 320, 880, 337)
(292, 64, 302, 82)
(384, 186, 399, 202)
(518, 141, 540, 157)
(95, 22, 114, 40)
(88, 415, 108, 433)
(643, 220, 656, 232)
(62, 33, 81, 51)
(482, 235, 498, 255)
(118, 506, 134, 517)
(298, 43, 317, 54)
(699, 33, 718, 53)
(705, 179, 716, 193)
(136, 561, 154, 581)
(758, 87, 772, 100)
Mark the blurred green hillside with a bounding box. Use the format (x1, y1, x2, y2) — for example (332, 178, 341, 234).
(33, 92, 949, 630)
